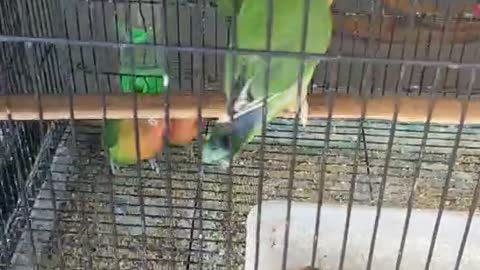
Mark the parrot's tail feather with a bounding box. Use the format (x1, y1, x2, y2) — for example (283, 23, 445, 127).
(148, 159, 161, 174)
(284, 94, 309, 127)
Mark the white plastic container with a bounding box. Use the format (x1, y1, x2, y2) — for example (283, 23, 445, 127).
(245, 200, 480, 270)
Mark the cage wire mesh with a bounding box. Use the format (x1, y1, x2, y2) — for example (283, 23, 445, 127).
(1, 0, 480, 269)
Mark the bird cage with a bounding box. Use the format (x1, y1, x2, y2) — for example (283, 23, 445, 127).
(2, 0, 480, 269)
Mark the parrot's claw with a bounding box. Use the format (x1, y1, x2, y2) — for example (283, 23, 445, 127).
(115, 204, 128, 216)
(148, 159, 161, 174)
(300, 99, 309, 128)
(113, 198, 128, 216)
(286, 98, 309, 128)
(110, 161, 120, 175)
(188, 144, 195, 162)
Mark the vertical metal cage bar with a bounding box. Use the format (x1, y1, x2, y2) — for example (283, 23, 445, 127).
(440, 2, 467, 98)
(0, 203, 7, 266)
(404, 0, 421, 96)
(74, 1, 89, 94)
(0, 1, 45, 267)
(409, 0, 434, 98)
(424, 67, 476, 270)
(454, 146, 480, 270)
(309, 83, 334, 268)
(18, 41, 42, 269)
(213, 0, 219, 82)
(46, 1, 66, 96)
(253, 0, 274, 269)
(395, 67, 444, 270)
(100, 92, 121, 270)
(158, 1, 176, 269)
(126, 3, 149, 267)
(442, 2, 465, 98)
(5, 109, 39, 269)
(38, 0, 57, 95)
(98, 2, 122, 266)
(28, 26, 60, 269)
(366, 0, 382, 97)
(172, 0, 181, 89)
(185, 2, 204, 268)
(281, 0, 312, 269)
(451, 17, 471, 99)
(69, 1, 92, 267)
(338, 63, 370, 270)
(3, 59, 32, 268)
(365, 64, 406, 270)
(380, 0, 403, 98)
(434, 1, 453, 62)
(224, 0, 239, 267)
(194, 0, 209, 268)
(87, 3, 102, 268)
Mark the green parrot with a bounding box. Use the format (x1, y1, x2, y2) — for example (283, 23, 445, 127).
(104, 23, 169, 174)
(104, 22, 200, 174)
(202, 0, 334, 169)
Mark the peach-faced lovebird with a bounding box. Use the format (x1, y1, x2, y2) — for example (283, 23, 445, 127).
(104, 23, 169, 174)
(104, 118, 167, 173)
(104, 23, 201, 174)
(116, 23, 203, 150)
(168, 118, 200, 145)
(202, 0, 334, 169)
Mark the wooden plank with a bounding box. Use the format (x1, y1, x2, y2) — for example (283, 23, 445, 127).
(1, 93, 480, 125)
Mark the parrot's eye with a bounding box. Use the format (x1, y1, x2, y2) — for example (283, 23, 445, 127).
(209, 138, 220, 150)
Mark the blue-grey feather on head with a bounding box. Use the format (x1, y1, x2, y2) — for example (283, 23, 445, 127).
(202, 104, 264, 169)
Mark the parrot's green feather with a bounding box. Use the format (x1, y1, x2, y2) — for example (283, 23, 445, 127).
(215, 0, 244, 17)
(203, 0, 333, 168)
(103, 120, 121, 163)
(120, 67, 168, 94)
(228, 0, 332, 100)
(104, 120, 119, 148)
(116, 21, 153, 44)
(117, 21, 168, 95)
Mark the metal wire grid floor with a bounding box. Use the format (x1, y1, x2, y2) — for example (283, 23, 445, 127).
(1, 118, 479, 269)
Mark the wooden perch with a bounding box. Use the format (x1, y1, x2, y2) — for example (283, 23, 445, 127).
(0, 93, 479, 125)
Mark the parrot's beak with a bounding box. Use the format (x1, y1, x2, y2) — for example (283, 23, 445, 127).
(217, 113, 231, 123)
(201, 137, 232, 170)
